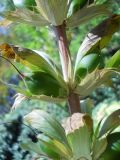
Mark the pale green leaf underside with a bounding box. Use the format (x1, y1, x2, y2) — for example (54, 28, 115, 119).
(21, 138, 61, 159)
(67, 126, 92, 160)
(1, 8, 49, 26)
(24, 110, 69, 147)
(24, 110, 72, 159)
(35, 0, 68, 25)
(66, 4, 109, 28)
(38, 136, 72, 159)
(75, 69, 118, 99)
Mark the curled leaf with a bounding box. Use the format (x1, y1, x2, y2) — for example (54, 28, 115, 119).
(99, 109, 120, 137)
(63, 113, 93, 135)
(75, 14, 120, 70)
(24, 109, 71, 153)
(0, 43, 66, 89)
(75, 69, 118, 99)
(11, 93, 28, 110)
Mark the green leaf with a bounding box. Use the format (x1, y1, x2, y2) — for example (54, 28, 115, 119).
(75, 15, 120, 68)
(75, 53, 100, 80)
(112, 139, 120, 152)
(99, 109, 120, 137)
(35, 0, 68, 25)
(21, 138, 61, 159)
(101, 132, 120, 160)
(67, 0, 89, 16)
(0, 43, 66, 89)
(66, 4, 109, 27)
(0, 43, 53, 72)
(37, 135, 72, 159)
(24, 110, 73, 159)
(75, 69, 118, 99)
(21, 139, 46, 156)
(22, 0, 37, 11)
(24, 71, 68, 98)
(92, 137, 107, 160)
(106, 50, 120, 68)
(63, 113, 93, 160)
(24, 110, 71, 150)
(0, 8, 49, 27)
(67, 127, 92, 160)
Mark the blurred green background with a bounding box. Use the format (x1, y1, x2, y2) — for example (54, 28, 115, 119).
(0, 0, 120, 159)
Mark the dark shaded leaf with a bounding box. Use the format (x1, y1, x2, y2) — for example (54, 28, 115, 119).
(101, 132, 120, 160)
(25, 72, 68, 98)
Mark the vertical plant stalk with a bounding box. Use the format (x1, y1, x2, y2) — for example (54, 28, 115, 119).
(54, 23, 81, 114)
(54, 23, 71, 82)
(68, 92, 81, 114)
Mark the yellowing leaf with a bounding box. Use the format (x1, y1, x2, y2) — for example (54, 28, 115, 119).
(0, 43, 16, 59)
(63, 113, 93, 160)
(0, 43, 68, 94)
(0, 19, 12, 27)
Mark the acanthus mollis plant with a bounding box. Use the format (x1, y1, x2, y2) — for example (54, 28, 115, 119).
(0, 0, 120, 159)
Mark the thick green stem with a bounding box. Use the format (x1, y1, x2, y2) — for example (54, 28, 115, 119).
(54, 23, 81, 114)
